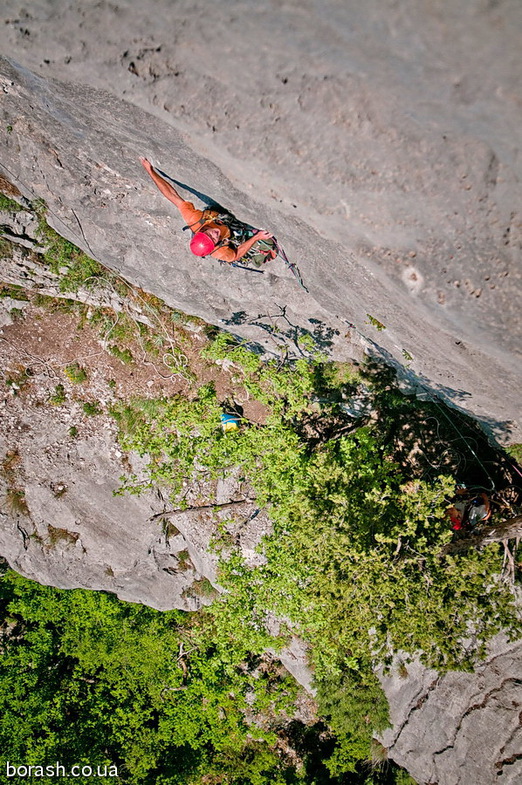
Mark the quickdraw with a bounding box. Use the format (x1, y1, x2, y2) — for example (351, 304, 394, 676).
(272, 239, 309, 293)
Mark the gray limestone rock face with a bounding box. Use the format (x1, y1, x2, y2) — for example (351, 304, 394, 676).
(379, 635, 522, 784)
(0, 203, 156, 322)
(0, 300, 271, 611)
(0, 394, 216, 611)
(0, 48, 520, 445)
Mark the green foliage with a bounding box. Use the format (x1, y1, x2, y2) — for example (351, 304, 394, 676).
(111, 334, 521, 777)
(5, 366, 32, 395)
(0, 283, 29, 300)
(0, 192, 23, 211)
(365, 314, 386, 331)
(9, 306, 25, 321)
(111, 384, 233, 499)
(175, 549, 193, 571)
(0, 235, 12, 256)
(506, 443, 522, 465)
(0, 275, 508, 784)
(82, 401, 102, 416)
(391, 769, 418, 784)
(49, 383, 66, 405)
(89, 309, 135, 345)
(34, 201, 107, 292)
(32, 293, 81, 314)
(202, 333, 320, 420)
(184, 578, 219, 600)
(109, 344, 134, 365)
(0, 572, 308, 784)
(64, 362, 88, 384)
(316, 670, 390, 763)
(329, 361, 362, 388)
(163, 347, 196, 382)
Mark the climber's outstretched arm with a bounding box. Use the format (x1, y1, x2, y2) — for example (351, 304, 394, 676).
(139, 157, 185, 209)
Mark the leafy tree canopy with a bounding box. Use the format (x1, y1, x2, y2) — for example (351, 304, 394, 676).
(1, 332, 519, 785)
(110, 335, 521, 774)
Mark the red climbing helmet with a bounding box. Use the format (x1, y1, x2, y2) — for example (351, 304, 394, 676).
(190, 232, 215, 257)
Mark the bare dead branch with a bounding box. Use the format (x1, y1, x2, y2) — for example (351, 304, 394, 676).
(439, 515, 522, 556)
(150, 497, 257, 522)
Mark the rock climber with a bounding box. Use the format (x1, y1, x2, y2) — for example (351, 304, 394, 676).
(139, 157, 276, 265)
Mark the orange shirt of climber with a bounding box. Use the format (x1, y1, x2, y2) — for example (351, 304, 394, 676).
(177, 202, 236, 263)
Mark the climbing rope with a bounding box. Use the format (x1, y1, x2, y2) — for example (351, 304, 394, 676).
(272, 238, 309, 292)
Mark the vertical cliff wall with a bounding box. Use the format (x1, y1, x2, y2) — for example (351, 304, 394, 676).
(1, 51, 521, 443)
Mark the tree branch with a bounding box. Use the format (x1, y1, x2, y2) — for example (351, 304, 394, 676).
(150, 498, 257, 521)
(439, 515, 522, 556)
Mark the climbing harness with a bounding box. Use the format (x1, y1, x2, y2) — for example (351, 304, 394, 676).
(182, 209, 308, 289)
(182, 209, 255, 249)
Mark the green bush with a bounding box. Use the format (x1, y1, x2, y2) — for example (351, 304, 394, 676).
(506, 443, 522, 465)
(109, 344, 134, 365)
(64, 363, 88, 384)
(8, 307, 25, 321)
(365, 314, 386, 331)
(0, 192, 23, 211)
(82, 401, 102, 416)
(0, 284, 29, 300)
(49, 383, 66, 405)
(0, 572, 308, 784)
